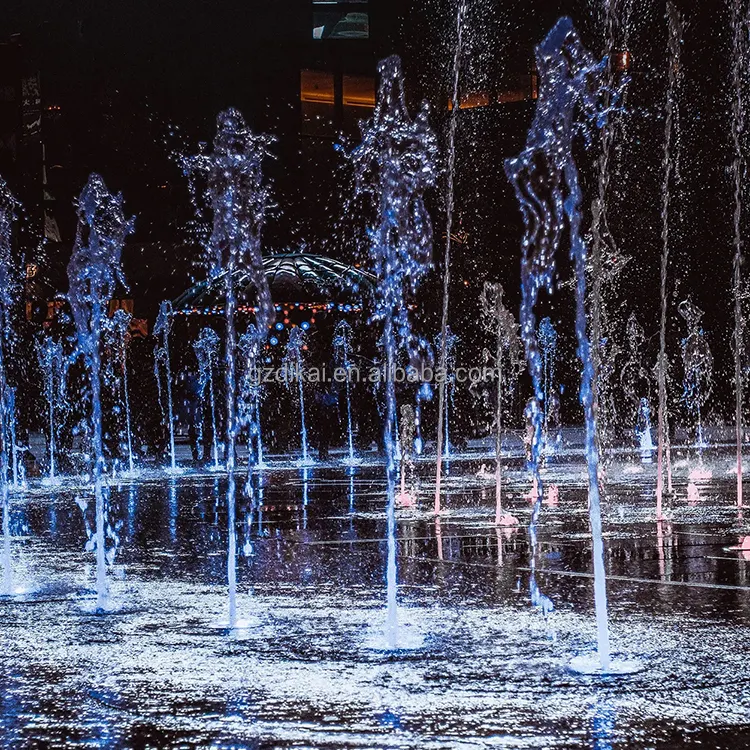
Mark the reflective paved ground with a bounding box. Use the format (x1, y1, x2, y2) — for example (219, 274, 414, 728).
(2, 446, 750, 747)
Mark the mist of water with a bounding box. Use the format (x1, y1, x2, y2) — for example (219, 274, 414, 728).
(436, 327, 458, 460)
(334, 320, 356, 464)
(239, 324, 265, 472)
(679, 300, 713, 451)
(36, 334, 67, 481)
(538, 317, 559, 451)
(480, 282, 522, 524)
(107, 309, 134, 474)
(589, 0, 628, 461)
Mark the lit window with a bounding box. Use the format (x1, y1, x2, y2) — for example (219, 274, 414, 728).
(448, 91, 491, 111)
(497, 74, 539, 105)
(313, 3, 369, 40)
(343, 74, 375, 130)
(343, 75, 375, 108)
(300, 70, 335, 137)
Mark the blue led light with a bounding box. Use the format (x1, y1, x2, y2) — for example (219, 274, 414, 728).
(275, 322, 284, 331)
(270, 336, 279, 346)
(300, 321, 310, 330)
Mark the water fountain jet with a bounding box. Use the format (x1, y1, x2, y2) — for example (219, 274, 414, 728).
(154, 301, 177, 472)
(67, 173, 133, 612)
(435, 0, 467, 513)
(656, 1, 683, 517)
(505, 17, 618, 672)
(352, 55, 438, 650)
(479, 282, 523, 525)
(193, 326, 222, 470)
(183, 109, 275, 477)
(284, 327, 311, 466)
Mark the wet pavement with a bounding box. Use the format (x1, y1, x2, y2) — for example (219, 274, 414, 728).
(1, 446, 750, 748)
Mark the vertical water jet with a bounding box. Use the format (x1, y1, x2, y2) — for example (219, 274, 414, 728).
(435, 0, 467, 513)
(183, 109, 275, 476)
(505, 17, 614, 671)
(67, 173, 133, 611)
(731, 0, 749, 506)
(656, 1, 683, 517)
(352, 56, 438, 649)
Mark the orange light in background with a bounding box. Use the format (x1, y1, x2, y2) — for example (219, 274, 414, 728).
(615, 50, 632, 72)
(448, 91, 491, 111)
(497, 73, 539, 104)
(300, 70, 335, 104)
(343, 75, 376, 108)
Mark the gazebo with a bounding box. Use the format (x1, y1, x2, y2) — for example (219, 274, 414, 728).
(171, 251, 376, 345)
(173, 251, 375, 315)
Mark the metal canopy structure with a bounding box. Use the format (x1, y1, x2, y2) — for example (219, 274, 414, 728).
(173, 251, 375, 315)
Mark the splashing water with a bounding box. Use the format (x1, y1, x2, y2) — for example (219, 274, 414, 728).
(656, 1, 683, 516)
(67, 173, 133, 611)
(398, 404, 417, 506)
(621, 313, 651, 429)
(227, 471, 238, 628)
(334, 321, 356, 464)
(183, 109, 275, 476)
(351, 55, 438, 650)
(480, 282, 523, 525)
(284, 327, 310, 465)
(679, 300, 713, 451)
(505, 18, 614, 671)
(589, 0, 630, 461)
(193, 327, 221, 470)
(154, 301, 177, 471)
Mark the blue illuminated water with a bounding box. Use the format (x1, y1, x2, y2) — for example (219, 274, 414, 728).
(505, 17, 613, 670)
(67, 173, 133, 611)
(352, 54, 438, 649)
(194, 326, 221, 470)
(154, 300, 177, 471)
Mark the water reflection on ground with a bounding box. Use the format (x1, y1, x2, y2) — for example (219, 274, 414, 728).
(2, 448, 750, 747)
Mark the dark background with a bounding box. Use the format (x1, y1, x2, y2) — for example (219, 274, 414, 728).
(0, 0, 741, 432)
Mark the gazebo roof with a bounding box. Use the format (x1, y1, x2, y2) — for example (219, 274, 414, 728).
(173, 251, 375, 314)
